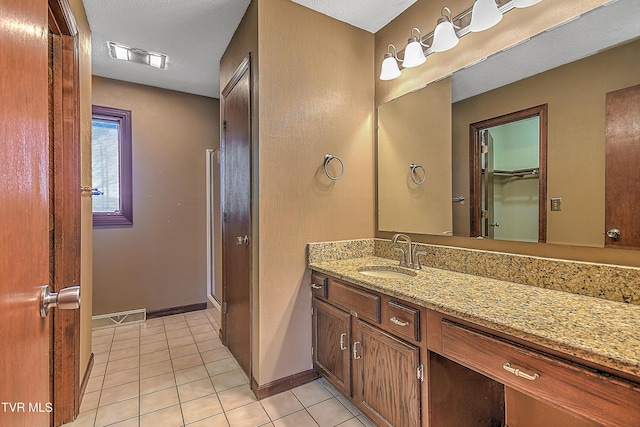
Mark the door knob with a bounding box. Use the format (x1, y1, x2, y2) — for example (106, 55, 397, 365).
(235, 235, 249, 246)
(606, 229, 621, 239)
(40, 285, 81, 318)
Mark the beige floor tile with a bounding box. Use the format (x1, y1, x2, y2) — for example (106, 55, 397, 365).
(85, 375, 104, 394)
(272, 410, 319, 427)
(141, 359, 174, 380)
(170, 343, 199, 359)
(140, 387, 180, 415)
(189, 324, 215, 335)
(94, 397, 139, 427)
(141, 349, 171, 366)
(94, 352, 109, 365)
(356, 415, 375, 427)
(306, 398, 353, 427)
(200, 347, 232, 364)
(61, 409, 96, 427)
(193, 332, 221, 344)
(185, 316, 210, 327)
(106, 356, 139, 374)
(140, 372, 176, 395)
(93, 343, 112, 355)
(175, 365, 209, 386)
(163, 314, 186, 324)
(186, 413, 230, 427)
(103, 367, 139, 389)
(109, 346, 140, 362)
(90, 363, 107, 378)
(225, 402, 271, 427)
(141, 339, 169, 355)
(181, 394, 224, 424)
(205, 358, 238, 377)
(143, 318, 165, 327)
(317, 378, 340, 397)
(92, 334, 114, 347)
(177, 377, 216, 402)
(217, 385, 257, 412)
(166, 327, 192, 339)
(197, 339, 224, 352)
(335, 418, 366, 427)
(211, 370, 249, 392)
(291, 381, 333, 408)
(140, 404, 184, 427)
(140, 324, 166, 336)
(164, 321, 189, 332)
(99, 381, 139, 407)
(336, 394, 360, 416)
(168, 335, 196, 348)
(79, 390, 100, 413)
(141, 332, 168, 345)
(110, 337, 139, 351)
(113, 329, 140, 342)
(106, 418, 140, 427)
(261, 390, 304, 421)
(172, 353, 204, 371)
(93, 327, 115, 338)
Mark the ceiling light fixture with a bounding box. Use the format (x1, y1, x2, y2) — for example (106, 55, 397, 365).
(469, 0, 503, 32)
(108, 41, 168, 69)
(403, 28, 428, 68)
(431, 7, 460, 52)
(380, 44, 402, 80)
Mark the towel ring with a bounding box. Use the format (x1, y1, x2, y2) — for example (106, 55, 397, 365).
(410, 163, 426, 185)
(324, 154, 344, 181)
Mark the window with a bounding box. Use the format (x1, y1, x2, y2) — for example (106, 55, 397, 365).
(92, 105, 133, 226)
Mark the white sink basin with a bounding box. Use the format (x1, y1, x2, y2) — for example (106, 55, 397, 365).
(358, 266, 416, 279)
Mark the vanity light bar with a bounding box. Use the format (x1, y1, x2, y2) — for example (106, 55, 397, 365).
(379, 0, 540, 81)
(108, 41, 168, 70)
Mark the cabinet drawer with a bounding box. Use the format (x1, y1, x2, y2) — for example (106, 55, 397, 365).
(440, 320, 640, 427)
(331, 280, 380, 324)
(310, 273, 328, 299)
(386, 301, 419, 342)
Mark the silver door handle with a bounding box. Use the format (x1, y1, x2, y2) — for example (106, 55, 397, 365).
(40, 285, 81, 318)
(236, 235, 249, 245)
(606, 229, 621, 239)
(353, 341, 361, 359)
(340, 333, 347, 351)
(390, 317, 410, 327)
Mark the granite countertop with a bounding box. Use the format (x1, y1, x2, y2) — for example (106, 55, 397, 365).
(308, 256, 640, 380)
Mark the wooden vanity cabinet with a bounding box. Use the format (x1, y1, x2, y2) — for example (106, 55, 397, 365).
(311, 274, 425, 427)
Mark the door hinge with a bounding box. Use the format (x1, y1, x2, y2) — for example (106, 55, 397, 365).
(48, 67, 53, 85)
(223, 211, 227, 223)
(481, 145, 488, 154)
(481, 210, 488, 219)
(311, 346, 314, 356)
(223, 120, 227, 132)
(222, 302, 228, 314)
(417, 364, 424, 382)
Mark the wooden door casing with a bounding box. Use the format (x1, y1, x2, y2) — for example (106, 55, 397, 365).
(352, 319, 421, 427)
(312, 298, 351, 397)
(221, 55, 252, 377)
(605, 84, 640, 250)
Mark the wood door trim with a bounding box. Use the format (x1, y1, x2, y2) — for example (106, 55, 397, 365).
(250, 370, 319, 400)
(469, 104, 548, 242)
(49, 1, 81, 425)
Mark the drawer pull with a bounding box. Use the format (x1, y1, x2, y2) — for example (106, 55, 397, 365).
(353, 341, 361, 360)
(310, 284, 323, 289)
(503, 362, 539, 381)
(340, 333, 347, 351)
(390, 316, 410, 327)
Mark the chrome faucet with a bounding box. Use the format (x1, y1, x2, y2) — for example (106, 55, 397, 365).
(392, 233, 427, 269)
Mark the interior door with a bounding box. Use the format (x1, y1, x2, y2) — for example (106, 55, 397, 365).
(482, 130, 496, 238)
(605, 84, 640, 250)
(0, 1, 53, 425)
(221, 55, 252, 377)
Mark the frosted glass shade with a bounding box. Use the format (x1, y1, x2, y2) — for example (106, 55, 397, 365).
(513, 0, 542, 7)
(380, 55, 401, 80)
(469, 0, 503, 32)
(431, 20, 459, 52)
(403, 39, 426, 68)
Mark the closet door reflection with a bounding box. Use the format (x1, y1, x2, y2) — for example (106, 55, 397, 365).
(471, 105, 547, 243)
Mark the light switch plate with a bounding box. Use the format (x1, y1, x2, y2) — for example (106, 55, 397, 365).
(551, 198, 562, 211)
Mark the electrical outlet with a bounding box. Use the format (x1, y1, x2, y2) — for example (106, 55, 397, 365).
(551, 198, 562, 211)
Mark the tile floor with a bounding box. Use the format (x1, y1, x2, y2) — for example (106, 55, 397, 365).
(63, 310, 375, 427)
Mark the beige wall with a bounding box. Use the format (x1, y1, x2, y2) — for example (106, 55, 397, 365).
(374, 0, 609, 105)
(92, 77, 220, 315)
(452, 39, 640, 247)
(220, 0, 375, 386)
(69, 0, 93, 387)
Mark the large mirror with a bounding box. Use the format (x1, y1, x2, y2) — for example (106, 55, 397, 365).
(377, 0, 640, 248)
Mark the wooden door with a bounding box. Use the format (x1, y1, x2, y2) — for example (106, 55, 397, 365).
(605, 84, 640, 250)
(1, 1, 54, 425)
(312, 298, 351, 397)
(352, 319, 421, 427)
(221, 55, 252, 376)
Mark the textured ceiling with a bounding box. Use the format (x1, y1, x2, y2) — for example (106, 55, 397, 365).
(290, 0, 418, 33)
(85, 0, 251, 98)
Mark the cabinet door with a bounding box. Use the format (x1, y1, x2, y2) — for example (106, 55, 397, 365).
(352, 319, 421, 427)
(313, 298, 351, 396)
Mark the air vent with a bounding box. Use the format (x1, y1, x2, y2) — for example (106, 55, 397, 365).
(92, 308, 146, 329)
